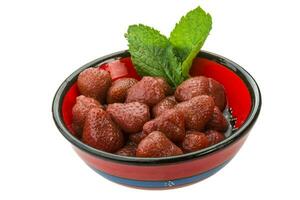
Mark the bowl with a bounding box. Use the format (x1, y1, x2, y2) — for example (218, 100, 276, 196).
(52, 50, 261, 189)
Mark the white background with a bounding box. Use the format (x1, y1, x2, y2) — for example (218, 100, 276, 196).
(0, 0, 299, 199)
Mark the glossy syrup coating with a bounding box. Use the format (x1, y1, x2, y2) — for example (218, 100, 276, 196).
(176, 95, 215, 131)
(136, 131, 183, 158)
(129, 132, 147, 144)
(106, 78, 138, 104)
(125, 76, 165, 106)
(107, 102, 150, 134)
(206, 106, 228, 132)
(143, 109, 185, 143)
(116, 141, 137, 157)
(71, 95, 102, 137)
(77, 68, 112, 103)
(152, 96, 177, 118)
(82, 107, 124, 152)
(181, 131, 209, 153)
(205, 130, 225, 146)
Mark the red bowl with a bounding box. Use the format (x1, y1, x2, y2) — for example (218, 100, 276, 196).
(52, 50, 261, 188)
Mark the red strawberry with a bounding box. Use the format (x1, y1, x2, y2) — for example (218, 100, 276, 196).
(155, 77, 173, 96)
(181, 131, 209, 153)
(106, 78, 138, 104)
(174, 76, 227, 111)
(115, 141, 137, 157)
(77, 68, 112, 103)
(82, 107, 124, 152)
(206, 106, 228, 132)
(136, 131, 183, 158)
(175, 76, 209, 102)
(152, 96, 177, 118)
(205, 130, 225, 146)
(175, 95, 215, 131)
(107, 102, 150, 133)
(126, 76, 165, 106)
(129, 132, 147, 144)
(72, 95, 102, 137)
(143, 109, 185, 143)
(208, 78, 227, 111)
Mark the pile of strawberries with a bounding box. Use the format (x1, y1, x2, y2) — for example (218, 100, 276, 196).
(71, 67, 228, 158)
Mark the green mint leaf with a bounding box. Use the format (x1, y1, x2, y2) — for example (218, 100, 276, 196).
(162, 45, 185, 87)
(125, 24, 184, 87)
(170, 6, 212, 78)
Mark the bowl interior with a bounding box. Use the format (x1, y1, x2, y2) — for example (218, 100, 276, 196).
(61, 54, 251, 136)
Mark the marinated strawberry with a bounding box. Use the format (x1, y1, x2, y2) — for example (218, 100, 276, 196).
(181, 131, 209, 153)
(205, 130, 225, 146)
(82, 107, 124, 152)
(126, 76, 165, 106)
(107, 102, 150, 133)
(106, 78, 138, 104)
(136, 131, 183, 158)
(174, 76, 226, 111)
(176, 95, 215, 131)
(72, 95, 102, 137)
(208, 78, 227, 111)
(77, 68, 112, 103)
(206, 106, 228, 132)
(175, 76, 209, 102)
(152, 96, 177, 118)
(129, 132, 147, 144)
(155, 77, 173, 96)
(143, 109, 185, 143)
(116, 141, 137, 157)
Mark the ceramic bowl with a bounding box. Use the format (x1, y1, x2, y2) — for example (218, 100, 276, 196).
(52, 50, 261, 189)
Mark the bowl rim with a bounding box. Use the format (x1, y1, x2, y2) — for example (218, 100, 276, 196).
(52, 50, 261, 165)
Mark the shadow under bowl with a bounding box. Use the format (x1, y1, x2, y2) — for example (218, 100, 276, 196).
(52, 50, 261, 189)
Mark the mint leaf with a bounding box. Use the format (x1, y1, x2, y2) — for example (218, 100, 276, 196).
(170, 6, 212, 78)
(162, 45, 185, 87)
(125, 24, 184, 87)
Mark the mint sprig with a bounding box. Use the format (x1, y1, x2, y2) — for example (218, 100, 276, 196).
(125, 6, 212, 87)
(125, 25, 184, 86)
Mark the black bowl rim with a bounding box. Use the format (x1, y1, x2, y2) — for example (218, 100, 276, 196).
(52, 50, 261, 165)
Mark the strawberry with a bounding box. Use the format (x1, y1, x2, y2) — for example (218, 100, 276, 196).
(82, 107, 124, 152)
(206, 106, 228, 132)
(205, 130, 225, 146)
(155, 77, 173, 96)
(107, 102, 150, 133)
(152, 96, 177, 118)
(181, 131, 209, 153)
(115, 141, 137, 157)
(106, 78, 138, 104)
(77, 68, 112, 103)
(175, 76, 209, 102)
(208, 78, 227, 111)
(174, 76, 226, 111)
(125, 76, 165, 106)
(175, 95, 215, 131)
(72, 95, 102, 137)
(136, 131, 183, 158)
(129, 132, 147, 144)
(143, 109, 185, 143)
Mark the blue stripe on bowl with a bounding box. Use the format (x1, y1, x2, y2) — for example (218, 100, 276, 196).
(90, 159, 231, 188)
